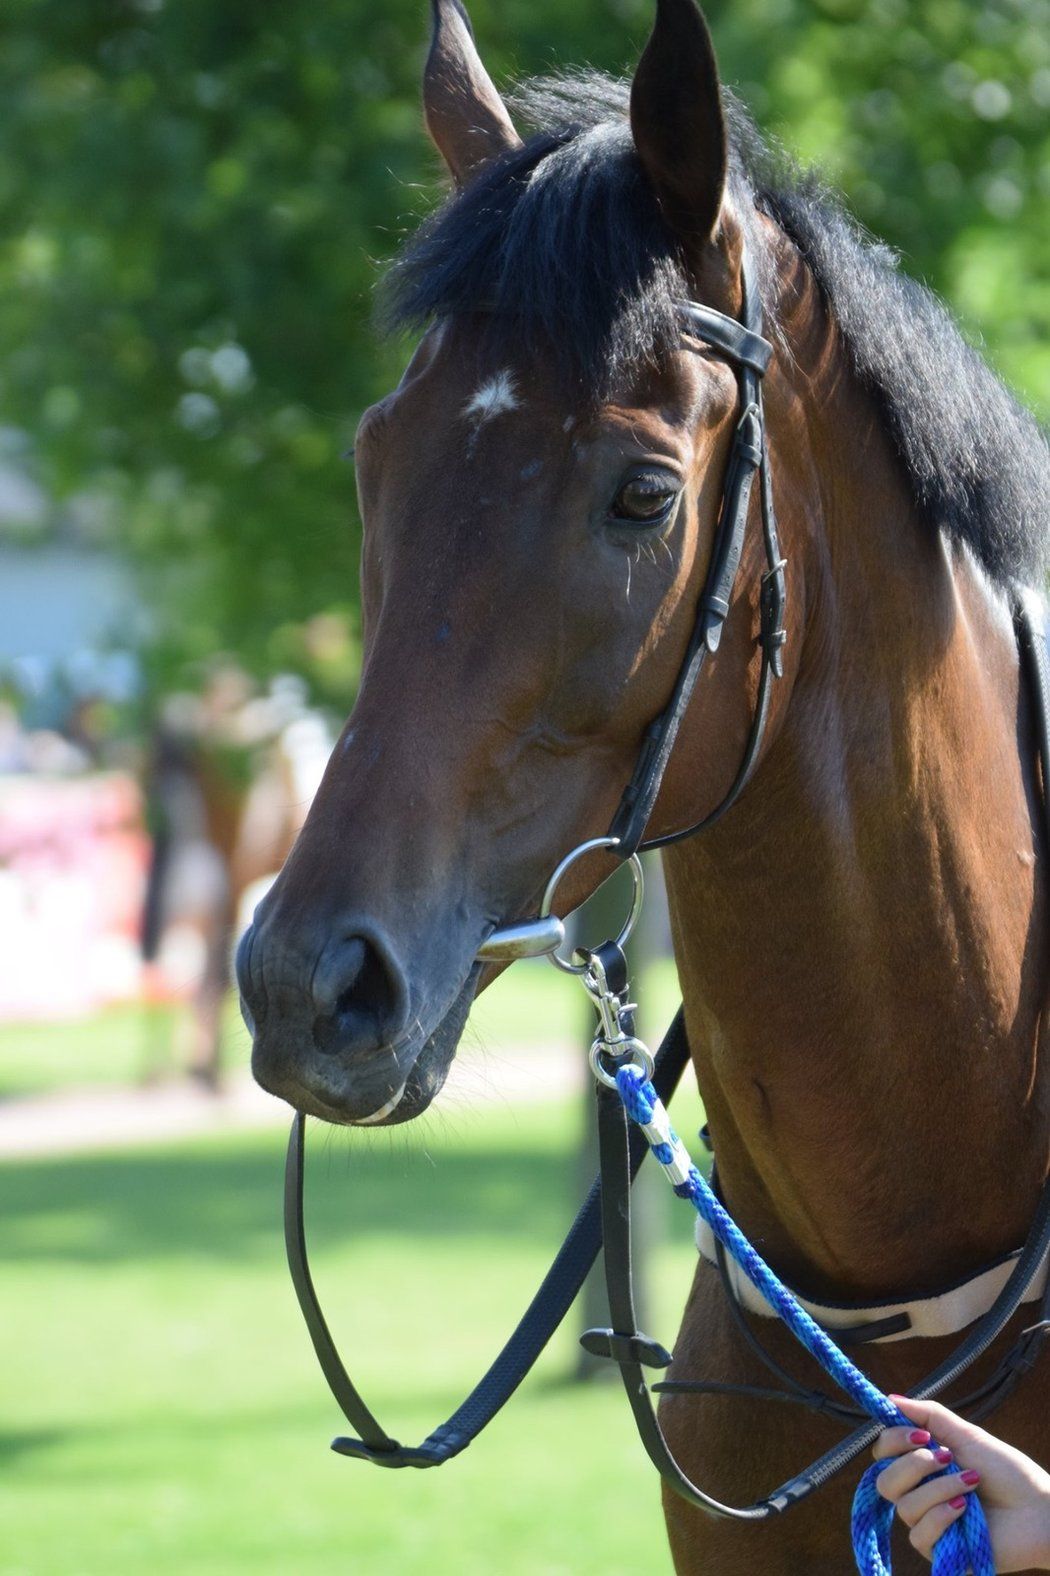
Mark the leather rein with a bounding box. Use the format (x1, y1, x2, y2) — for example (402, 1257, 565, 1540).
(283, 243, 1050, 1517)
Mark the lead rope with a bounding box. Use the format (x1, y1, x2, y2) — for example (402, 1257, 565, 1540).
(607, 1061, 994, 1574)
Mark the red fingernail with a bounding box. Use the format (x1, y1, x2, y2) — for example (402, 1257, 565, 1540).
(950, 1496, 967, 1510)
(909, 1430, 931, 1445)
(961, 1470, 981, 1486)
(934, 1447, 952, 1463)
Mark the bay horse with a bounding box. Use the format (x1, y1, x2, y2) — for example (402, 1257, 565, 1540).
(237, 0, 1050, 1568)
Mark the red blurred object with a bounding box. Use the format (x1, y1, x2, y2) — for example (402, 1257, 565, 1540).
(0, 772, 149, 1020)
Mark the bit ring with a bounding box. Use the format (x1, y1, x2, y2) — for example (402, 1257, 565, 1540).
(539, 835, 644, 975)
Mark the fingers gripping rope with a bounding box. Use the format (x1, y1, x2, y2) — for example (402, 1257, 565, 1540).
(615, 1068, 995, 1576)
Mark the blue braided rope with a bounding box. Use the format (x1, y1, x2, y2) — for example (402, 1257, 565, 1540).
(615, 1067, 995, 1575)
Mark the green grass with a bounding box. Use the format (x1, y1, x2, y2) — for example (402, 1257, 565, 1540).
(0, 934, 696, 1570)
(0, 957, 682, 1100)
(0, 1001, 168, 1099)
(0, 1091, 706, 1575)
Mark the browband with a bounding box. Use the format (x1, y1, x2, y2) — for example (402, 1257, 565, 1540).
(677, 302, 773, 376)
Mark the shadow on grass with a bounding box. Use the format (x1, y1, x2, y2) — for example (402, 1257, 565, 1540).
(0, 1121, 583, 1268)
(0, 1374, 606, 1476)
(0, 1427, 73, 1465)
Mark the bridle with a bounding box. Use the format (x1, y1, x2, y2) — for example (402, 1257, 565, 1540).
(478, 240, 787, 976)
(282, 241, 1050, 1523)
(609, 249, 787, 858)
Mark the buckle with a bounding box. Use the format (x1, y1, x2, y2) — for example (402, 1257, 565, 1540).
(579, 1327, 673, 1369)
(331, 1436, 436, 1468)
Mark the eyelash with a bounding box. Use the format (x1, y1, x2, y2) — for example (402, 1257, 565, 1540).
(607, 473, 683, 530)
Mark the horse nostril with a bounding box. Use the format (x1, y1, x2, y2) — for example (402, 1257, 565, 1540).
(312, 933, 406, 1057)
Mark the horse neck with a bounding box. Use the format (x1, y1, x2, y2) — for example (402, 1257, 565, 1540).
(662, 239, 1050, 1301)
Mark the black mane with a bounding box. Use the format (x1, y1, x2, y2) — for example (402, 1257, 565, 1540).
(384, 73, 1049, 586)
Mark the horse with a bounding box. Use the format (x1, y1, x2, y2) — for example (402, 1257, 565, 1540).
(236, 0, 1050, 1568)
(142, 675, 330, 1087)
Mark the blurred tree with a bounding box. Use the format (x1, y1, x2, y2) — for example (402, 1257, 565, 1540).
(0, 0, 1046, 699)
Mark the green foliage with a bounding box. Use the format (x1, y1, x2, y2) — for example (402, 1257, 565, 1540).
(714, 0, 1050, 412)
(0, 0, 1046, 694)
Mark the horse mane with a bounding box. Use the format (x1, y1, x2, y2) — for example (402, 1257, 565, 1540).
(383, 71, 1050, 586)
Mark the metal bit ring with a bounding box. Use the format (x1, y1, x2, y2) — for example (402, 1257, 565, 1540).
(539, 835, 644, 976)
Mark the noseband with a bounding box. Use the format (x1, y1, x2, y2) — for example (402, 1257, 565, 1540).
(479, 243, 787, 964)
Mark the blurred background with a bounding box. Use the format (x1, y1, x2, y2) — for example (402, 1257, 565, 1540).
(1, 1, 1047, 1572)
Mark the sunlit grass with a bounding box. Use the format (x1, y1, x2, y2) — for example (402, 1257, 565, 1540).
(0, 1093, 711, 1575)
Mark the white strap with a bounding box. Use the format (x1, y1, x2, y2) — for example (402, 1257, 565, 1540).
(696, 1217, 1050, 1344)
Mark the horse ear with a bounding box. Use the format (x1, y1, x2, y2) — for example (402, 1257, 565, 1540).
(423, 0, 522, 186)
(629, 0, 728, 249)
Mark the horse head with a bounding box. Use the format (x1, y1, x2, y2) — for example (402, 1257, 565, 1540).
(237, 0, 805, 1125)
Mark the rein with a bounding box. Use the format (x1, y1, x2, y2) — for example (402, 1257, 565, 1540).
(282, 244, 1050, 1572)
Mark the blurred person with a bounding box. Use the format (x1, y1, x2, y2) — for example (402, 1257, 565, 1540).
(139, 673, 330, 1088)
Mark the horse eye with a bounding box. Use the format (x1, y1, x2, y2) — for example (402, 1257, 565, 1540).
(609, 469, 681, 527)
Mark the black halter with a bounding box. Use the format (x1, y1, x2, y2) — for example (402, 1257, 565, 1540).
(281, 248, 1050, 1520)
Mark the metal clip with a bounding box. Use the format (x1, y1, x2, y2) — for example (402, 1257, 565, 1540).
(579, 947, 654, 1089)
(582, 948, 635, 1041)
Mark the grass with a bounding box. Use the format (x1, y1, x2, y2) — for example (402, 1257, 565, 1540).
(0, 1089, 707, 1576)
(0, 1001, 168, 1099)
(0, 925, 697, 1571)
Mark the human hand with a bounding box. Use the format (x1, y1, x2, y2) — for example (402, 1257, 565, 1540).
(872, 1395, 1050, 1570)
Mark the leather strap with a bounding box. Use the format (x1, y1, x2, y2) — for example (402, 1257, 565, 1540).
(583, 587, 1050, 1516)
(283, 239, 1050, 1521)
(285, 1009, 693, 1467)
(287, 589, 1050, 1510)
(285, 1115, 402, 1458)
(590, 1068, 1050, 1518)
(1016, 587, 1050, 811)
(678, 302, 773, 375)
(283, 239, 784, 1461)
(282, 248, 781, 1468)
(609, 251, 787, 857)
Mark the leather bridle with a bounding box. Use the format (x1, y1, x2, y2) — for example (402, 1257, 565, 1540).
(472, 240, 787, 969)
(281, 242, 1050, 1520)
(608, 245, 786, 857)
